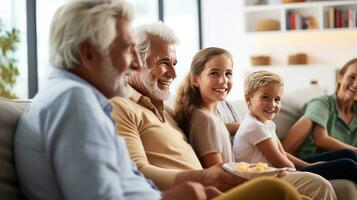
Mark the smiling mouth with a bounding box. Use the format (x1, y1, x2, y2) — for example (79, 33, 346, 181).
(348, 87, 357, 93)
(264, 109, 275, 113)
(158, 80, 172, 87)
(213, 88, 228, 93)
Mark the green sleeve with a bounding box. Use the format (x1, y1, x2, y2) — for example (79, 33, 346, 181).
(303, 96, 331, 129)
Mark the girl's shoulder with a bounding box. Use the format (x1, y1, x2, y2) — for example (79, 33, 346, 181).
(191, 109, 214, 123)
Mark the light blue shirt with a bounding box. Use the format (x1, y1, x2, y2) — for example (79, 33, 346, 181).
(15, 69, 161, 200)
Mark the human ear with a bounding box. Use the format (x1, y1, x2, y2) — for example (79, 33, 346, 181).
(78, 41, 99, 67)
(190, 74, 200, 87)
(337, 73, 343, 83)
(245, 94, 252, 107)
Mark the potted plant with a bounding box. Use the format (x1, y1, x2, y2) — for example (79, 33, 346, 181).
(0, 19, 20, 99)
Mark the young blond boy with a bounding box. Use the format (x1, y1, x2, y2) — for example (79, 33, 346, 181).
(233, 71, 338, 200)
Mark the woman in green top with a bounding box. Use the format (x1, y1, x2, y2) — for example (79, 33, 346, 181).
(282, 58, 357, 158)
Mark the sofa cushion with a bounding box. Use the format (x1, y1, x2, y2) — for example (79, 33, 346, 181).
(273, 85, 326, 138)
(0, 97, 29, 199)
(330, 179, 357, 200)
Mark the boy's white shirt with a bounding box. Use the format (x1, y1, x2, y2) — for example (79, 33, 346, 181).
(233, 113, 282, 166)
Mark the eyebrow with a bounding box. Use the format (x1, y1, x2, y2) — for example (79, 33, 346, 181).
(261, 92, 280, 96)
(159, 57, 177, 64)
(208, 68, 220, 71)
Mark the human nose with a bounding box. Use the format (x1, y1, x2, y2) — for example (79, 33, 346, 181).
(219, 75, 228, 83)
(131, 48, 142, 71)
(267, 99, 275, 107)
(353, 79, 357, 87)
(166, 64, 176, 79)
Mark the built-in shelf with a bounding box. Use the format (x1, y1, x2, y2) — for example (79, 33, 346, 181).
(244, 0, 357, 33)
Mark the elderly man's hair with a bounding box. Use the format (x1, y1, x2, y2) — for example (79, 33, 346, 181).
(134, 22, 179, 66)
(50, 0, 134, 69)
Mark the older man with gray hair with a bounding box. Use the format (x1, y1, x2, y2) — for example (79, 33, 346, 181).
(14, 0, 227, 199)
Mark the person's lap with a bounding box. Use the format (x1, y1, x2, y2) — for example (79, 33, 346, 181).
(302, 149, 357, 163)
(213, 176, 306, 200)
(300, 149, 357, 183)
(300, 158, 357, 183)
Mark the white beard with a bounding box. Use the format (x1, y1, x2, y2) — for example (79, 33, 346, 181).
(100, 53, 131, 98)
(140, 67, 170, 101)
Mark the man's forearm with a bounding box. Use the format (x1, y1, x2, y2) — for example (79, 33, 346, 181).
(175, 170, 205, 185)
(175, 165, 246, 192)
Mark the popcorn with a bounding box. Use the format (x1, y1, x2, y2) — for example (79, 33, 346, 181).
(233, 162, 269, 173)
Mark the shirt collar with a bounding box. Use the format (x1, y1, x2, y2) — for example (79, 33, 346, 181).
(129, 86, 166, 122)
(332, 94, 357, 130)
(129, 86, 143, 103)
(48, 69, 112, 112)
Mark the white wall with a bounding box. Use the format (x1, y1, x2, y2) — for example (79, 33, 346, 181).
(202, 0, 357, 100)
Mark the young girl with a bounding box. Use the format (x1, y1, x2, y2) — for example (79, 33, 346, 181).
(233, 70, 357, 183)
(175, 47, 234, 168)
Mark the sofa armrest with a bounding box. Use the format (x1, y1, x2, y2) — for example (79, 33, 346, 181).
(0, 97, 30, 199)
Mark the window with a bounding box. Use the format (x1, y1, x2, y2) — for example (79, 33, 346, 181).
(0, 0, 28, 98)
(36, 0, 158, 90)
(164, 0, 200, 95)
(131, 0, 158, 27)
(37, 0, 69, 90)
(0, 0, 201, 99)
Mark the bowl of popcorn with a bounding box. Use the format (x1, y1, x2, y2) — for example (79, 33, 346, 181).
(223, 162, 294, 179)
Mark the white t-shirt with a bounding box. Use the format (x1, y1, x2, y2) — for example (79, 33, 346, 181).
(233, 113, 281, 166)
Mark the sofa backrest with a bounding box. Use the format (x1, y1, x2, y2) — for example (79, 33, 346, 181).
(0, 97, 30, 199)
(273, 85, 326, 138)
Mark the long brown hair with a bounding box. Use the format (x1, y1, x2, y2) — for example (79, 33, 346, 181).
(336, 58, 357, 93)
(175, 47, 232, 135)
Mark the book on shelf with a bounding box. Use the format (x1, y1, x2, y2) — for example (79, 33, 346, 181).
(348, 9, 353, 27)
(328, 7, 334, 28)
(286, 12, 318, 30)
(327, 7, 357, 29)
(286, 11, 291, 30)
(335, 9, 341, 28)
(290, 12, 296, 30)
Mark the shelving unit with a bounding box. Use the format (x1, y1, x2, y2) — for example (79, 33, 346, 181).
(241, 1, 357, 93)
(244, 0, 357, 33)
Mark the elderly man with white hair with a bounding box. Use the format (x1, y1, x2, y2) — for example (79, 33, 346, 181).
(13, 0, 229, 199)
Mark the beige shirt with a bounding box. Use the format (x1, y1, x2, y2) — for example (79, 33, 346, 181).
(110, 88, 202, 190)
(189, 109, 233, 164)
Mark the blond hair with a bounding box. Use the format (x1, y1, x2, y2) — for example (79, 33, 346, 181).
(244, 71, 284, 96)
(175, 47, 232, 135)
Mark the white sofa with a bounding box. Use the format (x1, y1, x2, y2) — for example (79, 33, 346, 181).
(230, 85, 357, 200)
